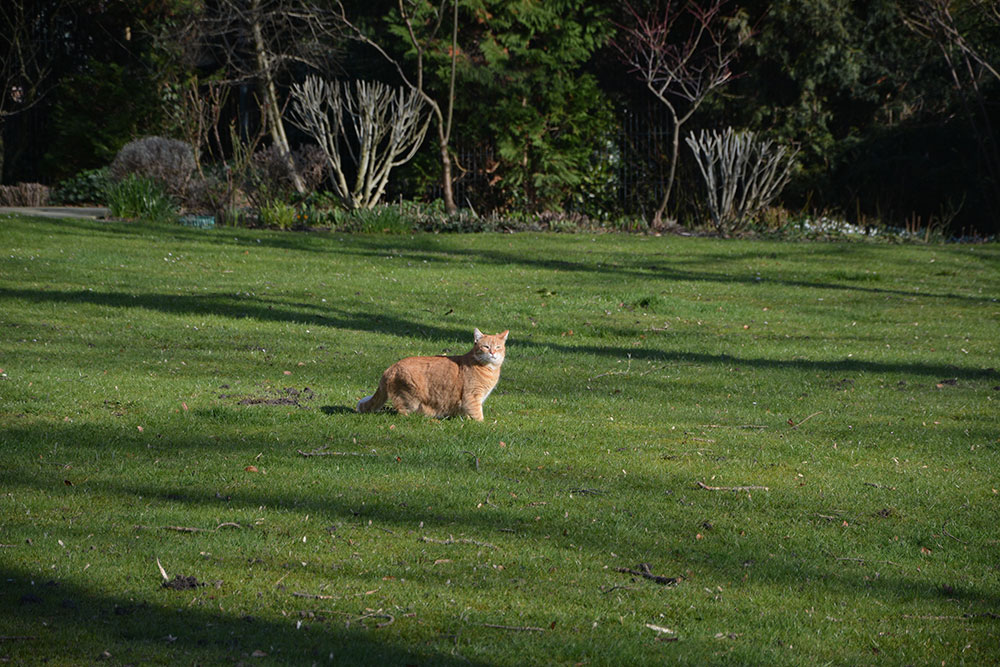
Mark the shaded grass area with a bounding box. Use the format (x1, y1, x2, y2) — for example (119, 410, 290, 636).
(1, 216, 998, 665)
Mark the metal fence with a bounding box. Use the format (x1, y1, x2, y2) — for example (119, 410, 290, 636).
(426, 102, 682, 217)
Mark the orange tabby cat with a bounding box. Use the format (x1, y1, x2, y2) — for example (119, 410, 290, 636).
(356, 328, 509, 420)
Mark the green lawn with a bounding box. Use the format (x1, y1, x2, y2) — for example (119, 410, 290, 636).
(1, 215, 998, 665)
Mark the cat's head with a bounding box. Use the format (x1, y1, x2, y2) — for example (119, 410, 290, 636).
(473, 328, 509, 367)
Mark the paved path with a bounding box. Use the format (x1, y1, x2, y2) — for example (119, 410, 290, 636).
(0, 206, 109, 219)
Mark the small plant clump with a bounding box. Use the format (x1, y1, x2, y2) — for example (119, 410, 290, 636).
(50, 168, 111, 205)
(105, 174, 178, 224)
(258, 199, 298, 230)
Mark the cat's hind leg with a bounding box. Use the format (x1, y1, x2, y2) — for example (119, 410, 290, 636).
(356, 377, 388, 413)
(416, 403, 442, 418)
(391, 395, 421, 416)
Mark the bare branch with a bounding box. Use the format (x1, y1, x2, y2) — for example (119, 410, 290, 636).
(613, 0, 750, 227)
(696, 480, 769, 492)
(335, 0, 459, 213)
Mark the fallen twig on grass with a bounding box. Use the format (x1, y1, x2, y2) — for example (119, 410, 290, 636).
(589, 355, 669, 381)
(699, 424, 767, 429)
(156, 557, 170, 582)
(420, 535, 497, 549)
(350, 609, 394, 628)
(293, 588, 379, 602)
(615, 563, 681, 586)
(588, 356, 632, 381)
(297, 447, 375, 457)
(163, 522, 242, 533)
(943, 521, 968, 545)
(789, 411, 823, 429)
(835, 556, 901, 567)
(483, 623, 546, 632)
(479, 489, 498, 508)
(863, 482, 896, 490)
(461, 450, 480, 471)
(904, 612, 1000, 621)
(645, 623, 675, 634)
(697, 481, 769, 492)
(600, 584, 636, 594)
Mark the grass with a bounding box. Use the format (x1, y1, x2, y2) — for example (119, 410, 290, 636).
(1, 215, 998, 665)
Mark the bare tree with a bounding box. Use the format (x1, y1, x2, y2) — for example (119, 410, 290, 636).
(903, 0, 1000, 212)
(0, 2, 52, 119)
(167, 78, 231, 177)
(686, 127, 797, 237)
(615, 0, 750, 229)
(335, 0, 461, 213)
(290, 76, 430, 209)
(0, 1, 65, 176)
(158, 0, 345, 193)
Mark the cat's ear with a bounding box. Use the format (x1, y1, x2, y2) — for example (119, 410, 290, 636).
(499, 330, 509, 341)
(473, 328, 484, 342)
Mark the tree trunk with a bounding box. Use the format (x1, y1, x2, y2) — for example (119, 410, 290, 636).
(250, 0, 305, 194)
(439, 0, 458, 214)
(652, 110, 680, 230)
(439, 132, 456, 213)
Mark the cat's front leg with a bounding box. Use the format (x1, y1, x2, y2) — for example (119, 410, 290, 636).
(462, 398, 485, 421)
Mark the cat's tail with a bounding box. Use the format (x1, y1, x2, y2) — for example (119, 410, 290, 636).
(356, 377, 387, 413)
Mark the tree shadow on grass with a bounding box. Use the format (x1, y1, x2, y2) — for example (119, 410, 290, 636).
(4, 415, 999, 665)
(0, 563, 481, 665)
(2, 286, 998, 383)
(12, 217, 998, 304)
(4, 452, 997, 665)
(321, 405, 357, 415)
(336, 235, 1000, 304)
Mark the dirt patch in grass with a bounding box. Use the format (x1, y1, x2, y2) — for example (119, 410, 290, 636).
(162, 575, 205, 590)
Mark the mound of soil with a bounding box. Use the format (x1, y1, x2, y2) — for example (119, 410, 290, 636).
(162, 575, 204, 590)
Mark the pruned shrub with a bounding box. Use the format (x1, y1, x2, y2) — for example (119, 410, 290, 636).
(686, 127, 798, 237)
(0, 183, 50, 206)
(289, 77, 429, 209)
(109, 136, 195, 196)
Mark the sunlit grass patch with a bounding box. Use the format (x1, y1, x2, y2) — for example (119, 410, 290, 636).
(1, 216, 998, 665)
